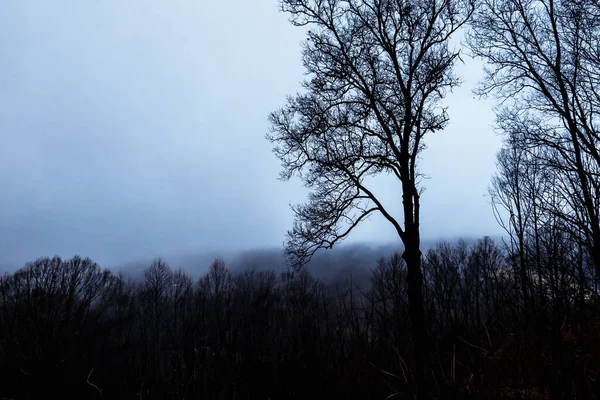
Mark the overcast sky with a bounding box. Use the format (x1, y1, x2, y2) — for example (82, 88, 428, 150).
(0, 1, 502, 268)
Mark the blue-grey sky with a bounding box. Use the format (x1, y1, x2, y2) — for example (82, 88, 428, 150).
(0, 1, 502, 268)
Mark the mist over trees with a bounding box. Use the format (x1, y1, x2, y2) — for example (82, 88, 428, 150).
(2, 0, 600, 399)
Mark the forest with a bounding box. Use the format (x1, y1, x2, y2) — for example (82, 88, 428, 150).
(0, 234, 598, 399)
(3, 0, 600, 398)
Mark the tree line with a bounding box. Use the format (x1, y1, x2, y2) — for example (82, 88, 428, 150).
(0, 232, 598, 399)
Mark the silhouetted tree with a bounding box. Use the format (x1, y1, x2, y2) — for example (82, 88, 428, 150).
(138, 257, 172, 387)
(268, 1, 474, 392)
(467, 0, 600, 273)
(0, 256, 115, 398)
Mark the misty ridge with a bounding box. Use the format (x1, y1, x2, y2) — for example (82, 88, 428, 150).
(115, 239, 471, 288)
(3, 0, 600, 399)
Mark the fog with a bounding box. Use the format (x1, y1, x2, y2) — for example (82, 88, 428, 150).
(0, 0, 501, 269)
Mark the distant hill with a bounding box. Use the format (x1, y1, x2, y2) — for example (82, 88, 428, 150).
(2, 236, 502, 286)
(113, 237, 493, 289)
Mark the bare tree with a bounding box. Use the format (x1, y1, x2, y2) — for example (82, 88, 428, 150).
(138, 258, 173, 383)
(268, 0, 474, 388)
(489, 136, 538, 309)
(467, 0, 600, 272)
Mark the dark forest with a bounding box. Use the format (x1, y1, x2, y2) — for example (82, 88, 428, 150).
(0, 234, 598, 399)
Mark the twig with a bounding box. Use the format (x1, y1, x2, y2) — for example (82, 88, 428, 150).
(370, 361, 405, 381)
(392, 343, 413, 382)
(483, 322, 492, 347)
(86, 369, 103, 398)
(391, 343, 409, 382)
(452, 344, 456, 384)
(459, 337, 488, 354)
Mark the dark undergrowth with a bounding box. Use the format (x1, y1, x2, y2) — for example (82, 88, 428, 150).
(1, 236, 599, 399)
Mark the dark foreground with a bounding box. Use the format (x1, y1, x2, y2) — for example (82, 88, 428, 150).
(1, 237, 599, 399)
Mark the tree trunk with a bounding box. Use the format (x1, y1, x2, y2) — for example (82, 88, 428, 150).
(401, 183, 430, 397)
(592, 235, 600, 277)
(403, 244, 430, 398)
(577, 240, 586, 327)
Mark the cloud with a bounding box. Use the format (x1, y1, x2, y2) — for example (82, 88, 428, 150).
(0, 1, 502, 268)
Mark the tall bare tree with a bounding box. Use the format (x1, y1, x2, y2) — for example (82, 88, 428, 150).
(490, 137, 534, 309)
(268, 0, 474, 391)
(467, 0, 600, 272)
